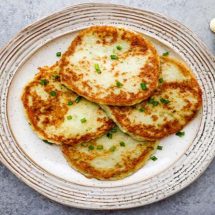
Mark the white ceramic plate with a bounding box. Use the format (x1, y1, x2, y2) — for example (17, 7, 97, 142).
(0, 3, 215, 210)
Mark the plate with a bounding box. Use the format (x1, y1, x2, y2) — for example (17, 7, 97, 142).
(0, 3, 215, 210)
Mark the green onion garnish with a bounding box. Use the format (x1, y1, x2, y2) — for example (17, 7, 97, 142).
(67, 115, 72, 120)
(176, 131, 185, 137)
(120, 141, 125, 147)
(116, 45, 122, 50)
(162, 51, 169, 56)
(88, 145, 94, 150)
(139, 108, 145, 112)
(40, 79, 49, 86)
(94, 63, 101, 74)
(81, 118, 87, 123)
(116, 80, 123, 88)
(110, 54, 118, 60)
(150, 156, 158, 161)
(50, 91, 57, 97)
(97, 145, 103, 150)
(56, 52, 61, 57)
(148, 98, 159, 106)
(52, 74, 60, 80)
(75, 96, 81, 103)
(110, 146, 116, 152)
(160, 98, 170, 104)
(110, 127, 117, 133)
(157, 145, 163, 150)
(159, 78, 164, 83)
(42, 139, 53, 145)
(68, 101, 73, 106)
(106, 132, 112, 139)
(140, 82, 148, 90)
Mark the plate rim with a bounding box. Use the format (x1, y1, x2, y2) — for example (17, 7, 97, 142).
(0, 3, 215, 210)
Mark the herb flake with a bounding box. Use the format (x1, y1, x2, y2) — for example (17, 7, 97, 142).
(110, 54, 118, 60)
(140, 82, 148, 90)
(67, 115, 72, 120)
(157, 145, 163, 150)
(116, 45, 122, 50)
(159, 78, 164, 83)
(94, 63, 101, 74)
(116, 80, 123, 88)
(97, 145, 103, 150)
(120, 141, 125, 147)
(40, 79, 49, 86)
(68, 101, 73, 106)
(162, 51, 169, 56)
(75, 96, 81, 103)
(160, 98, 170, 104)
(176, 131, 185, 137)
(56, 52, 61, 57)
(109, 146, 116, 152)
(42, 139, 53, 145)
(50, 91, 57, 97)
(88, 145, 94, 150)
(81, 118, 87, 123)
(150, 156, 158, 161)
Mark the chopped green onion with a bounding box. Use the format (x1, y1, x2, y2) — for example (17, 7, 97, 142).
(42, 139, 53, 145)
(40, 79, 49, 86)
(56, 52, 61, 57)
(157, 145, 163, 150)
(52, 74, 60, 80)
(106, 132, 112, 139)
(176, 131, 185, 137)
(50, 91, 57, 97)
(120, 141, 125, 147)
(160, 98, 170, 104)
(140, 82, 148, 90)
(75, 96, 81, 103)
(67, 115, 72, 120)
(148, 98, 159, 106)
(68, 101, 73, 106)
(88, 145, 94, 150)
(109, 146, 116, 152)
(81, 118, 87, 123)
(159, 78, 164, 83)
(110, 127, 117, 133)
(110, 54, 118, 60)
(139, 108, 145, 112)
(94, 63, 101, 74)
(97, 145, 103, 150)
(162, 51, 169, 56)
(116, 80, 123, 88)
(116, 45, 122, 50)
(150, 156, 158, 161)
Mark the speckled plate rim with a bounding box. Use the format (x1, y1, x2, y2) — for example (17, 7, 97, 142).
(0, 3, 215, 210)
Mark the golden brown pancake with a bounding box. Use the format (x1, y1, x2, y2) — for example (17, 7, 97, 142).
(60, 26, 160, 106)
(62, 127, 158, 180)
(22, 64, 113, 145)
(102, 57, 202, 141)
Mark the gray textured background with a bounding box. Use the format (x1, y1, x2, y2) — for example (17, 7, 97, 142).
(0, 1, 214, 215)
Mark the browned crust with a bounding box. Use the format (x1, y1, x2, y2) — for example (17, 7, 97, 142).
(107, 82, 202, 141)
(59, 26, 160, 106)
(21, 65, 113, 145)
(61, 141, 158, 180)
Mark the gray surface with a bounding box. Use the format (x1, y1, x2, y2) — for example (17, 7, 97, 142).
(0, 0, 214, 214)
